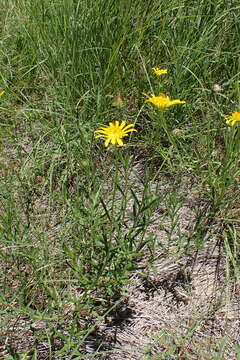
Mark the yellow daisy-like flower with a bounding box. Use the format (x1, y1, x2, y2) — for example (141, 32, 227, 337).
(144, 93, 186, 109)
(225, 110, 240, 126)
(152, 67, 168, 76)
(95, 120, 137, 147)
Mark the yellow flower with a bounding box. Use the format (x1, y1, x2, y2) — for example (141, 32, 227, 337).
(225, 110, 240, 126)
(152, 67, 168, 76)
(144, 93, 186, 109)
(95, 121, 137, 147)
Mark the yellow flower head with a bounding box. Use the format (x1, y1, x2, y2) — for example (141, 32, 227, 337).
(95, 120, 137, 147)
(144, 93, 186, 109)
(225, 110, 240, 126)
(152, 67, 168, 76)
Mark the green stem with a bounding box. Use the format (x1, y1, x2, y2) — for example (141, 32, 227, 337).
(109, 148, 120, 240)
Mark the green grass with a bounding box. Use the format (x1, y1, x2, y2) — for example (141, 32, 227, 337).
(0, 0, 240, 358)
